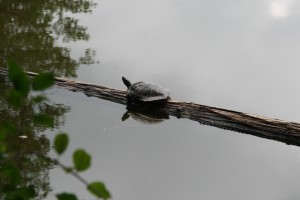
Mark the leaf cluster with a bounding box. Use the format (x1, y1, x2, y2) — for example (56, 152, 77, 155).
(54, 133, 111, 200)
(0, 60, 110, 199)
(0, 60, 56, 199)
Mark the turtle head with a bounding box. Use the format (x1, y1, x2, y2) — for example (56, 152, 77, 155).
(122, 76, 131, 88)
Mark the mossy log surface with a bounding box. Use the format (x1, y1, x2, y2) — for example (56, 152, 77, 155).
(1, 68, 300, 146)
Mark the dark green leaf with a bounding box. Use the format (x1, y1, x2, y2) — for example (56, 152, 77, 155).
(54, 133, 69, 155)
(33, 114, 54, 127)
(1, 165, 21, 184)
(73, 149, 91, 172)
(32, 72, 54, 91)
(0, 143, 7, 153)
(31, 95, 49, 103)
(0, 122, 16, 140)
(11, 186, 36, 199)
(56, 193, 78, 200)
(8, 60, 30, 96)
(6, 90, 24, 108)
(87, 181, 111, 199)
(3, 184, 15, 193)
(0, 131, 6, 140)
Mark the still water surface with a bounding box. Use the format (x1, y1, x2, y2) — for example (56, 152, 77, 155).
(2, 0, 300, 199)
(47, 0, 300, 199)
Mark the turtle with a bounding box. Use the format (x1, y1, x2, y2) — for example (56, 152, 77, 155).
(122, 76, 170, 103)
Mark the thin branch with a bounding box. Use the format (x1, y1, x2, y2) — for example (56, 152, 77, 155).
(53, 159, 89, 186)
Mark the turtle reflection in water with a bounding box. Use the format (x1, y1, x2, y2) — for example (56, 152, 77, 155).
(122, 106, 169, 125)
(122, 76, 170, 104)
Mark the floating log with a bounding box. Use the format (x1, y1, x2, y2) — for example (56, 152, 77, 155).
(1, 68, 300, 146)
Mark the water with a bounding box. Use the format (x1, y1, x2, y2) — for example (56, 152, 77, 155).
(73, 0, 300, 121)
(47, 88, 300, 200)
(2, 0, 300, 199)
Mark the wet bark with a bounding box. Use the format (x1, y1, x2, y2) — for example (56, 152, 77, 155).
(1, 68, 300, 147)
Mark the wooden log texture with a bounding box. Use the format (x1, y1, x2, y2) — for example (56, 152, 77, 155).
(1, 67, 300, 146)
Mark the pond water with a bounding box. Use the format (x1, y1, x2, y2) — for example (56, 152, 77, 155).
(2, 0, 300, 199)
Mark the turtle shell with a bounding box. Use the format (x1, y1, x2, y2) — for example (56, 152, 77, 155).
(128, 81, 170, 102)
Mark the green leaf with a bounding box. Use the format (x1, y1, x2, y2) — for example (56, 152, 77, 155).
(32, 72, 54, 91)
(6, 90, 23, 108)
(87, 181, 111, 199)
(54, 133, 69, 155)
(73, 149, 91, 172)
(8, 60, 30, 96)
(33, 114, 54, 127)
(31, 95, 49, 103)
(56, 193, 78, 200)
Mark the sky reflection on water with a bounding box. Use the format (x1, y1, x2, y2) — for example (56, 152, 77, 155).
(46, 0, 300, 199)
(47, 87, 300, 200)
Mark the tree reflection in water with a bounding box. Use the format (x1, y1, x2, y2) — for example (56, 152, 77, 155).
(0, 74, 70, 199)
(0, 0, 97, 77)
(0, 0, 97, 199)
